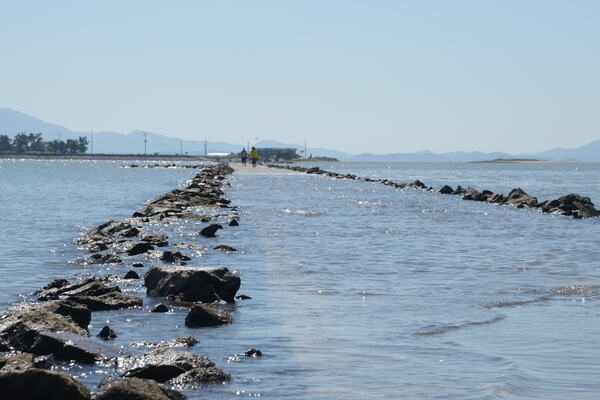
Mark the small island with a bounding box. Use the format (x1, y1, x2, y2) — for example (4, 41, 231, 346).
(474, 158, 546, 163)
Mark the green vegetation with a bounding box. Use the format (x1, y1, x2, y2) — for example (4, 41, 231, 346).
(0, 133, 88, 155)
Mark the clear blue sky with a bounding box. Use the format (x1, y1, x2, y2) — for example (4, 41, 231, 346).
(1, 1, 598, 155)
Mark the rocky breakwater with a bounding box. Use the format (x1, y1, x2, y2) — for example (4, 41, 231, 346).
(0, 163, 246, 399)
(269, 164, 600, 219)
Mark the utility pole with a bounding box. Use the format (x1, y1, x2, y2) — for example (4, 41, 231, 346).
(144, 132, 148, 156)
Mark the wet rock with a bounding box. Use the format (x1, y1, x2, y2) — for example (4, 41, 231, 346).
(200, 224, 223, 237)
(229, 219, 239, 226)
(160, 251, 191, 264)
(141, 233, 169, 247)
(38, 299, 91, 329)
(214, 244, 237, 252)
(97, 326, 117, 340)
(503, 188, 538, 207)
(236, 294, 252, 300)
(123, 270, 140, 280)
(184, 304, 232, 328)
(167, 366, 232, 386)
(88, 242, 109, 253)
(151, 304, 170, 313)
(0, 366, 91, 400)
(117, 241, 155, 256)
(0, 307, 88, 355)
(462, 186, 485, 201)
(74, 220, 139, 246)
(86, 253, 122, 265)
(130, 336, 198, 349)
(435, 185, 454, 194)
(95, 377, 183, 400)
(40, 278, 70, 291)
(537, 193, 600, 218)
(116, 347, 216, 383)
(132, 262, 144, 268)
(486, 192, 505, 204)
(244, 348, 262, 357)
(406, 179, 427, 189)
(145, 265, 240, 303)
(36, 277, 143, 311)
(68, 290, 143, 311)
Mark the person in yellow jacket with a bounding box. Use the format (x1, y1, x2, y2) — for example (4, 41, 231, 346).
(249, 147, 259, 167)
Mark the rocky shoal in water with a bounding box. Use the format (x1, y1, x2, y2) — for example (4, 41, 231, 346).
(268, 164, 600, 218)
(0, 162, 257, 400)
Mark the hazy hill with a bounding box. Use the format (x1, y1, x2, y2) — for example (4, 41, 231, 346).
(1, 107, 598, 161)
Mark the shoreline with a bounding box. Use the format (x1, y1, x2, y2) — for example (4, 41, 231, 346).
(0, 163, 244, 398)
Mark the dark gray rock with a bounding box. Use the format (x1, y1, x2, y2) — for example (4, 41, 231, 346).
(503, 188, 538, 207)
(141, 233, 169, 247)
(123, 270, 140, 280)
(94, 376, 182, 400)
(97, 326, 117, 340)
(244, 348, 262, 357)
(184, 304, 232, 328)
(160, 251, 191, 264)
(151, 304, 170, 313)
(200, 224, 223, 237)
(214, 245, 237, 252)
(68, 290, 143, 311)
(145, 265, 240, 303)
(435, 185, 454, 194)
(38, 300, 91, 329)
(537, 193, 600, 218)
(116, 348, 216, 383)
(86, 253, 122, 265)
(0, 367, 91, 400)
(167, 366, 232, 386)
(117, 241, 155, 256)
(0, 307, 89, 359)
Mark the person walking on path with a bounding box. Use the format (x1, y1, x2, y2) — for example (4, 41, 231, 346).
(249, 147, 259, 167)
(240, 148, 248, 166)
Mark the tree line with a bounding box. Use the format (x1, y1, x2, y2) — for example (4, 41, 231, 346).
(0, 133, 88, 154)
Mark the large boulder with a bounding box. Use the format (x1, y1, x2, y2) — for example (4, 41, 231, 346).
(0, 366, 90, 400)
(145, 265, 240, 303)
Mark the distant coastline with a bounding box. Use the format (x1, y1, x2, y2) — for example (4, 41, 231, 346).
(0, 153, 214, 161)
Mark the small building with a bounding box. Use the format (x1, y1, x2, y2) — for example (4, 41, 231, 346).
(255, 147, 298, 161)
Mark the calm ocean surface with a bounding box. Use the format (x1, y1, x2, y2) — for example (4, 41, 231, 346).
(1, 159, 600, 399)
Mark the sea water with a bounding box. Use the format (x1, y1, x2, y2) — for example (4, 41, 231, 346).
(1, 159, 600, 399)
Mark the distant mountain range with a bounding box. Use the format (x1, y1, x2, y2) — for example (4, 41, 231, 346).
(1, 107, 598, 162)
